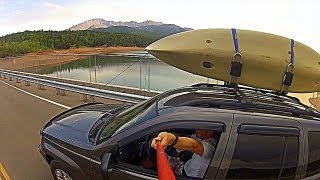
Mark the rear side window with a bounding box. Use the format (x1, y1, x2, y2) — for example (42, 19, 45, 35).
(306, 131, 320, 177)
(226, 129, 299, 179)
(281, 136, 299, 179)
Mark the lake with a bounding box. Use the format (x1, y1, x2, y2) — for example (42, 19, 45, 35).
(39, 51, 222, 92)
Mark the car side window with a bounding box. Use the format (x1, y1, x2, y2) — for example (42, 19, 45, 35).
(281, 136, 299, 179)
(226, 125, 299, 179)
(117, 128, 223, 179)
(306, 131, 320, 177)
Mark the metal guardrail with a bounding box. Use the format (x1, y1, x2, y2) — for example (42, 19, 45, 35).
(53, 52, 156, 59)
(0, 69, 160, 93)
(0, 69, 151, 103)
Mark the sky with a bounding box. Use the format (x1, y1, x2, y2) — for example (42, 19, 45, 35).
(0, 0, 319, 52)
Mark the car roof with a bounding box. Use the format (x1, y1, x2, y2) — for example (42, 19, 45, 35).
(156, 83, 320, 121)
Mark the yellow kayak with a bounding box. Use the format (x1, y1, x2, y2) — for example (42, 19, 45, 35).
(146, 29, 320, 93)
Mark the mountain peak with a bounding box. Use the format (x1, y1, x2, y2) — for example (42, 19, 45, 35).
(68, 19, 165, 31)
(140, 20, 163, 26)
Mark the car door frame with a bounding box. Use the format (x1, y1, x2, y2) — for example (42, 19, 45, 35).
(298, 119, 320, 179)
(96, 110, 233, 180)
(216, 113, 304, 180)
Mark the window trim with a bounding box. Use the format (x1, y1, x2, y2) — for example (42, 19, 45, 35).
(114, 162, 158, 180)
(238, 124, 300, 136)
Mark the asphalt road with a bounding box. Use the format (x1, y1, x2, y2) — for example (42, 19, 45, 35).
(0, 80, 65, 180)
(0, 77, 123, 180)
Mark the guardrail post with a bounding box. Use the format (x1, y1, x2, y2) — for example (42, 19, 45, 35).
(3, 75, 6, 79)
(16, 78, 20, 83)
(56, 88, 60, 95)
(82, 94, 88, 102)
(38, 84, 45, 90)
(88, 95, 95, 102)
(60, 89, 66, 96)
(9, 76, 12, 81)
(25, 81, 30, 86)
(56, 88, 65, 95)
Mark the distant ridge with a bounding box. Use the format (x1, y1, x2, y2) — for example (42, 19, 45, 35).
(92, 24, 191, 39)
(68, 18, 193, 39)
(68, 18, 165, 31)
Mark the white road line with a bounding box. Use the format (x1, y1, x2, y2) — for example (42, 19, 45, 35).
(0, 80, 70, 109)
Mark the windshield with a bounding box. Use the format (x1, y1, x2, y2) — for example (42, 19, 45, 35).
(98, 96, 158, 143)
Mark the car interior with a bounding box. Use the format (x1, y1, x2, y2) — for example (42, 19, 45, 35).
(116, 129, 221, 179)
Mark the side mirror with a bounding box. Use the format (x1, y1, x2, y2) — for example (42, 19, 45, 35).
(101, 153, 112, 178)
(101, 144, 118, 179)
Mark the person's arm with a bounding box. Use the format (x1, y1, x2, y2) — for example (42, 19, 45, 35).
(151, 132, 204, 156)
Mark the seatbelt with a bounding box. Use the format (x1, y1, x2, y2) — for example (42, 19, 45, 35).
(280, 39, 295, 94)
(228, 28, 243, 88)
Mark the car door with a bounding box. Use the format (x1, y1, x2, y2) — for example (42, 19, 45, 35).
(106, 111, 233, 180)
(216, 113, 304, 180)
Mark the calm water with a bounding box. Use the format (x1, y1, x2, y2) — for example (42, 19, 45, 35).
(39, 51, 221, 92)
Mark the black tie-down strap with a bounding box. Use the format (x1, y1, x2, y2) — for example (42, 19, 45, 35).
(283, 71, 294, 86)
(280, 39, 295, 94)
(228, 28, 243, 88)
(228, 53, 243, 87)
(230, 57, 243, 77)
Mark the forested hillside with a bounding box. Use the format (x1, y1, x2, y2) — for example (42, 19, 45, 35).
(0, 30, 155, 58)
(93, 24, 190, 39)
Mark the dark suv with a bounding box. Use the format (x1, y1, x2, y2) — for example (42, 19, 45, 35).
(39, 84, 320, 180)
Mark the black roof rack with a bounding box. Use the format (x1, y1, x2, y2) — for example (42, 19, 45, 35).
(160, 83, 320, 119)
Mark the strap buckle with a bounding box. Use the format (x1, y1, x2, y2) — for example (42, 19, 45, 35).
(280, 63, 294, 93)
(280, 39, 295, 94)
(228, 53, 243, 87)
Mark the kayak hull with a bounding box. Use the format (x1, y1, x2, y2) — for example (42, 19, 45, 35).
(146, 29, 320, 93)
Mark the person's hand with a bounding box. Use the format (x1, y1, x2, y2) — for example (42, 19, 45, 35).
(151, 132, 176, 150)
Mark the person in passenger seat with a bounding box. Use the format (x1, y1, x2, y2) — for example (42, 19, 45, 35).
(151, 130, 217, 178)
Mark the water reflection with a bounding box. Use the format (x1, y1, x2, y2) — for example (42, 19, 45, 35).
(39, 53, 221, 91)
